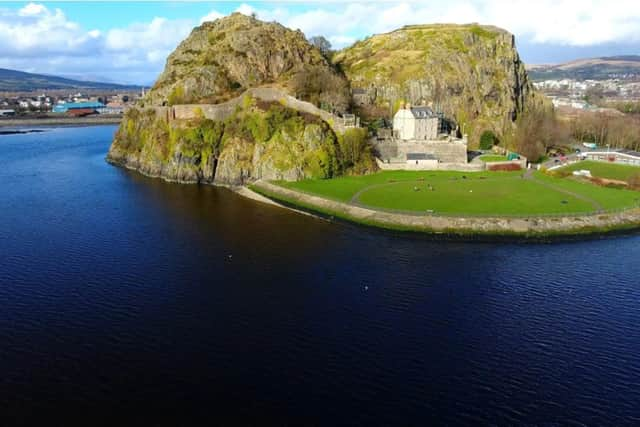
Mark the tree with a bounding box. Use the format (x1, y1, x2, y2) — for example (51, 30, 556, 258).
(479, 130, 498, 150)
(292, 65, 349, 113)
(309, 36, 332, 58)
(514, 107, 568, 161)
(628, 173, 640, 190)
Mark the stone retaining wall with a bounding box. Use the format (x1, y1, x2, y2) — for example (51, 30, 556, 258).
(374, 139, 468, 163)
(375, 158, 484, 172)
(146, 87, 349, 134)
(252, 180, 640, 236)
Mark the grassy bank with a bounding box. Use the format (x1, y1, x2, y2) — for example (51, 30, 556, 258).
(277, 170, 639, 215)
(249, 182, 640, 239)
(555, 160, 640, 182)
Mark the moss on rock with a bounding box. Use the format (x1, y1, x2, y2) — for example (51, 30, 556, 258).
(333, 23, 544, 146)
(107, 101, 376, 186)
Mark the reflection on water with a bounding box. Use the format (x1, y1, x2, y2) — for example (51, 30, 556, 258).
(1, 126, 640, 425)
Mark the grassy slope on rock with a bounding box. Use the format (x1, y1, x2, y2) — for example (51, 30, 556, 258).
(333, 24, 539, 146)
(147, 13, 347, 107)
(109, 98, 377, 184)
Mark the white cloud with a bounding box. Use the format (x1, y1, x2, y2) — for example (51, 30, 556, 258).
(0, 3, 193, 84)
(18, 3, 47, 17)
(235, 3, 256, 17)
(0, 1, 640, 85)
(200, 10, 224, 24)
(239, 0, 640, 48)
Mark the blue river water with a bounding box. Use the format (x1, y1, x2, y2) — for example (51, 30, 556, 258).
(1, 125, 639, 425)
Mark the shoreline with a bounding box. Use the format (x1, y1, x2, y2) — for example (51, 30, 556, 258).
(105, 159, 640, 240)
(106, 155, 325, 220)
(249, 180, 640, 239)
(0, 115, 122, 127)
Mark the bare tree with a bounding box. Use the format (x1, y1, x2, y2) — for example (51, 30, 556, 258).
(292, 65, 349, 113)
(514, 107, 568, 161)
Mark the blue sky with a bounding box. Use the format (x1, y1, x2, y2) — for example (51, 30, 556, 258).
(0, 1, 638, 85)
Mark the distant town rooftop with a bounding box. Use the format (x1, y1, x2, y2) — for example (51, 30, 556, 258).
(53, 101, 105, 113)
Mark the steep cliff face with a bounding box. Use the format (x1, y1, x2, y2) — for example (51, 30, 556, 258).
(146, 12, 348, 108)
(107, 98, 375, 185)
(333, 24, 541, 145)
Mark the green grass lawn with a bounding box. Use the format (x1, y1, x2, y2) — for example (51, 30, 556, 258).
(278, 170, 519, 202)
(356, 179, 593, 214)
(273, 170, 640, 216)
(534, 172, 640, 210)
(479, 155, 509, 162)
(557, 160, 640, 181)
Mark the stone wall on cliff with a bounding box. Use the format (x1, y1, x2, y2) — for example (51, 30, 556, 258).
(144, 13, 349, 109)
(107, 99, 377, 186)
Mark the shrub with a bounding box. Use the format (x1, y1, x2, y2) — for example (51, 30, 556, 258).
(488, 163, 521, 171)
(479, 130, 498, 150)
(167, 86, 186, 106)
(628, 173, 640, 190)
(337, 128, 367, 169)
(552, 169, 572, 178)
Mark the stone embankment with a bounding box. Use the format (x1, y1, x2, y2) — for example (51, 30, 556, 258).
(251, 180, 640, 237)
(0, 115, 122, 127)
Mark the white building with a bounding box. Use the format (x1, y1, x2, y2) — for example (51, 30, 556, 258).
(585, 150, 640, 166)
(393, 106, 440, 140)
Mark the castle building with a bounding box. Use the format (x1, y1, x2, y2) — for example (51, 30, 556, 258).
(393, 106, 440, 140)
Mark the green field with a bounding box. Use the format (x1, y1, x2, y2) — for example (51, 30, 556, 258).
(479, 155, 509, 162)
(557, 161, 640, 181)
(276, 170, 640, 216)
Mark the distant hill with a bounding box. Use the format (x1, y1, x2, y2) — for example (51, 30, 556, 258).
(527, 56, 640, 81)
(0, 68, 140, 92)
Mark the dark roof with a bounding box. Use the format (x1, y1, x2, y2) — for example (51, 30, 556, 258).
(406, 153, 436, 160)
(619, 149, 640, 158)
(410, 106, 435, 118)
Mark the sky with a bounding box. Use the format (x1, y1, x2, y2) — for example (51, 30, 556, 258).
(0, 1, 638, 85)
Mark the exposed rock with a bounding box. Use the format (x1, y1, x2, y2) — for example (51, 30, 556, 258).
(146, 12, 348, 108)
(108, 17, 542, 185)
(333, 23, 544, 146)
(107, 100, 375, 186)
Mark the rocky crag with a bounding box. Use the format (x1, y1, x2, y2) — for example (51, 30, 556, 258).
(108, 13, 374, 185)
(333, 24, 542, 145)
(145, 13, 348, 108)
(108, 17, 540, 185)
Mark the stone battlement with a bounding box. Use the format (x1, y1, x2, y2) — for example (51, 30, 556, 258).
(144, 87, 353, 134)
